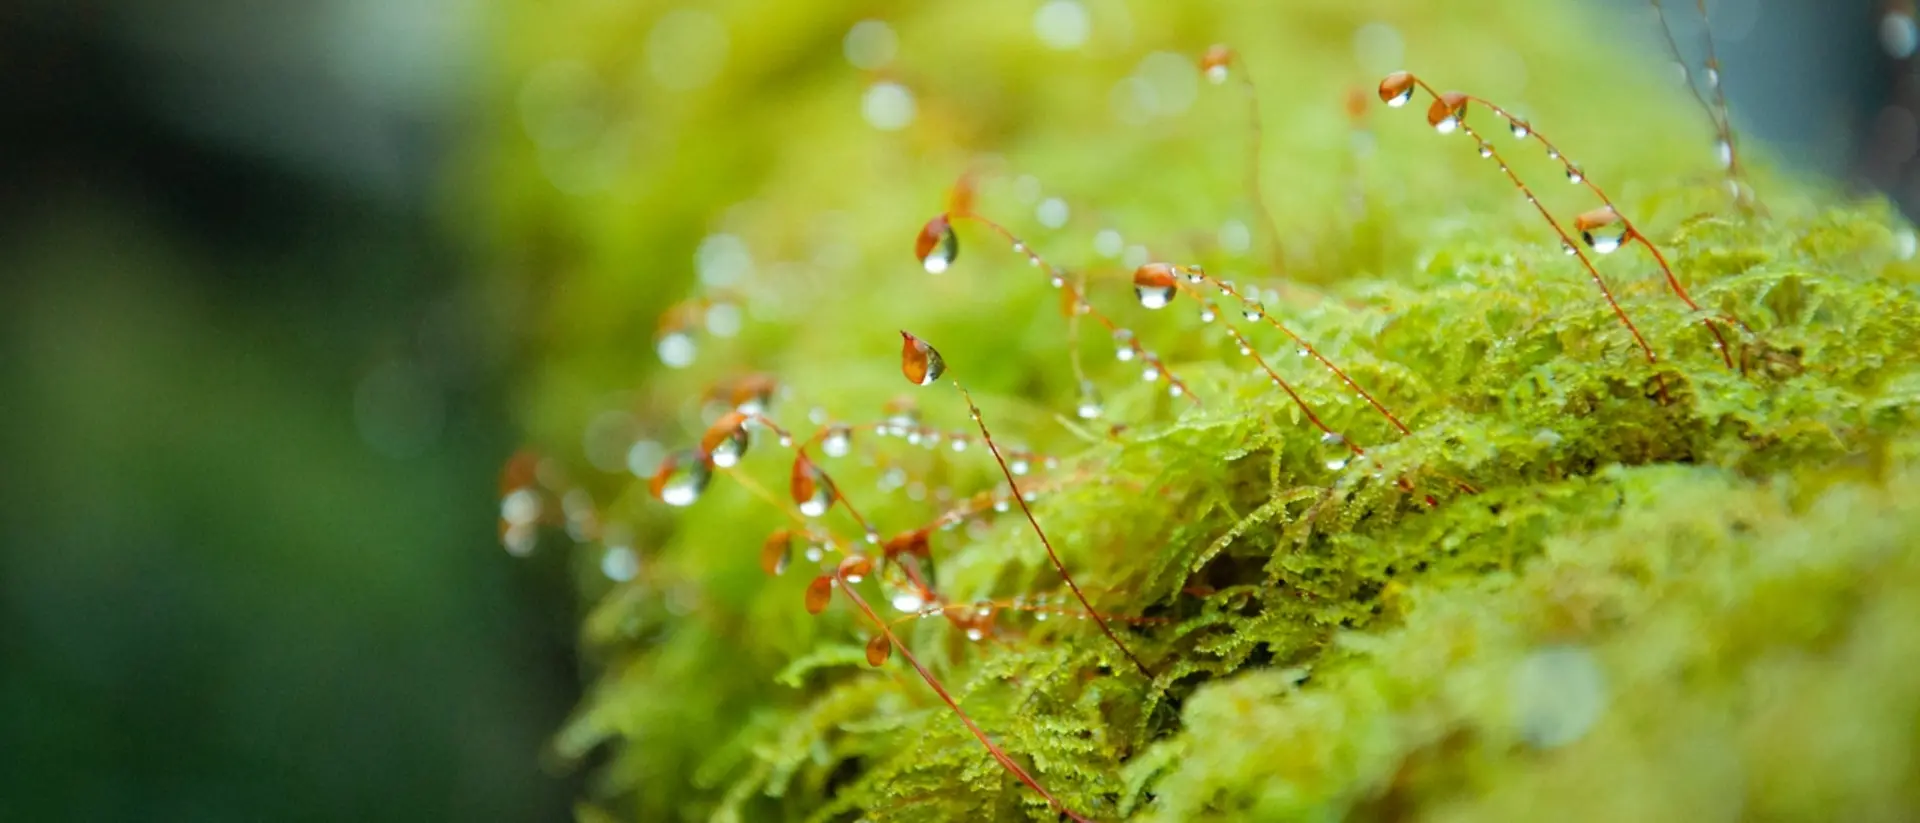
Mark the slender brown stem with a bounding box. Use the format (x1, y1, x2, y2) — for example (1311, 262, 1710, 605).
(954, 211, 1202, 406)
(1406, 79, 1659, 364)
(1177, 283, 1365, 457)
(955, 384, 1154, 679)
(834, 573, 1096, 823)
(1443, 86, 1737, 368)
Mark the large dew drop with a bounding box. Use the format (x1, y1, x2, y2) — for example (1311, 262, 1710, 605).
(650, 450, 712, 507)
(1132, 263, 1178, 310)
(1377, 71, 1414, 108)
(791, 455, 835, 517)
(899, 330, 946, 386)
(915, 214, 958, 274)
(1574, 207, 1627, 255)
(822, 424, 853, 458)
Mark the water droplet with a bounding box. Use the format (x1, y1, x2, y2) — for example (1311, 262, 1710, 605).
(1093, 228, 1124, 258)
(656, 331, 697, 369)
(804, 544, 825, 562)
(707, 428, 749, 468)
(950, 436, 969, 452)
(1714, 138, 1733, 169)
(1574, 206, 1625, 254)
(1242, 301, 1264, 321)
(1009, 453, 1032, 476)
(1477, 140, 1494, 158)
(1546, 147, 1561, 160)
(1113, 328, 1137, 361)
(1142, 365, 1161, 382)
(761, 531, 793, 576)
(1238, 343, 1253, 356)
(1703, 66, 1720, 89)
(1169, 383, 1185, 397)
(1076, 380, 1104, 420)
(1133, 262, 1178, 309)
(650, 450, 712, 507)
(1034, 611, 1049, 622)
(1326, 457, 1349, 471)
(823, 425, 853, 458)
(965, 627, 985, 641)
(916, 214, 957, 274)
(1199, 306, 1216, 323)
(1561, 241, 1577, 256)
(1509, 118, 1530, 139)
(1378, 71, 1414, 107)
(891, 591, 925, 613)
(1296, 347, 1309, 358)
(1426, 91, 1466, 134)
(1564, 165, 1584, 184)
(899, 330, 947, 386)
(792, 457, 835, 517)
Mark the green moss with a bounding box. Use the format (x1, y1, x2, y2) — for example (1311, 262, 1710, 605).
(485, 0, 1920, 820)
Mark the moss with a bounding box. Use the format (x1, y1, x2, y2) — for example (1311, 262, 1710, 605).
(485, 0, 1920, 820)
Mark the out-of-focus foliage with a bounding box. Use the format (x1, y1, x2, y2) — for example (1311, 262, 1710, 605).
(482, 0, 1920, 820)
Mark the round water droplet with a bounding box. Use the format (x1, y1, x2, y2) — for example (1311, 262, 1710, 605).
(916, 215, 958, 274)
(1564, 165, 1584, 184)
(1326, 457, 1349, 471)
(1076, 380, 1104, 420)
(1477, 140, 1494, 158)
(1546, 148, 1561, 160)
(965, 627, 985, 641)
(1199, 306, 1216, 323)
(1714, 138, 1733, 170)
(1238, 344, 1253, 356)
(1242, 301, 1264, 322)
(891, 591, 925, 613)
(1113, 328, 1137, 361)
(1133, 262, 1178, 309)
(1036, 196, 1070, 229)
(1009, 454, 1032, 476)
(950, 436, 969, 452)
(651, 451, 712, 507)
(1574, 206, 1625, 255)
(1561, 241, 1577, 256)
(1142, 365, 1161, 382)
(1169, 383, 1184, 397)
(822, 424, 853, 458)
(1509, 118, 1530, 139)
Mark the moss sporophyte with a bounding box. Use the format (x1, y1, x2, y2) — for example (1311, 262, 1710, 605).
(497, 4, 1920, 820)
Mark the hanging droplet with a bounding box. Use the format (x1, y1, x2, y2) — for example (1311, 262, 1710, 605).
(760, 529, 794, 575)
(1183, 265, 1206, 284)
(1426, 91, 1467, 134)
(650, 450, 711, 507)
(699, 411, 751, 469)
(822, 424, 853, 458)
(1561, 241, 1577, 256)
(890, 590, 925, 613)
(899, 330, 947, 386)
(1377, 71, 1415, 108)
(915, 213, 958, 274)
(1076, 380, 1104, 420)
(804, 575, 834, 615)
(1319, 432, 1349, 471)
(791, 454, 835, 517)
(1169, 383, 1185, 398)
(1199, 305, 1217, 323)
(1477, 140, 1494, 158)
(1509, 118, 1531, 139)
(949, 435, 969, 452)
(1009, 452, 1032, 476)
(1242, 301, 1265, 322)
(1573, 206, 1627, 255)
(1238, 343, 1253, 356)
(1703, 62, 1721, 90)
(1546, 147, 1561, 160)
(865, 633, 892, 666)
(1201, 44, 1233, 85)
(1714, 138, 1733, 169)
(1142, 365, 1161, 382)
(1564, 164, 1584, 184)
(838, 554, 872, 583)
(1113, 328, 1137, 361)
(1132, 262, 1179, 310)
(965, 627, 985, 641)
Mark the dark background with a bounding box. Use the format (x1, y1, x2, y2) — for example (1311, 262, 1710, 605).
(0, 0, 1901, 821)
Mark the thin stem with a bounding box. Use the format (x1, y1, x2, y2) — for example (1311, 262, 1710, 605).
(833, 573, 1096, 823)
(1177, 282, 1366, 457)
(1407, 79, 1659, 364)
(954, 383, 1155, 679)
(1177, 267, 1413, 436)
(1442, 85, 1738, 368)
(954, 211, 1202, 407)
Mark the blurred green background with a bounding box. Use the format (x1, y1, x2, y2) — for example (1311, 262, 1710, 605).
(0, 0, 1908, 820)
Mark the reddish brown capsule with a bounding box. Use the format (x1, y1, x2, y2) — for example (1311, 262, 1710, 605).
(899, 330, 946, 386)
(915, 214, 958, 274)
(882, 528, 931, 561)
(1200, 44, 1234, 84)
(699, 411, 751, 468)
(760, 529, 794, 576)
(1427, 91, 1468, 133)
(791, 452, 834, 517)
(1572, 206, 1629, 254)
(1345, 86, 1371, 122)
(1377, 71, 1415, 107)
(803, 575, 834, 615)
(1132, 263, 1179, 310)
(837, 554, 873, 583)
(865, 633, 892, 667)
(650, 449, 711, 508)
